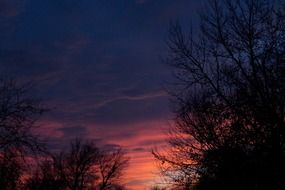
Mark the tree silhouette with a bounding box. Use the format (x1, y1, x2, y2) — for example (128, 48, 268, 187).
(0, 78, 45, 154)
(0, 151, 23, 190)
(154, 0, 285, 189)
(53, 139, 100, 190)
(97, 148, 129, 190)
(0, 78, 46, 190)
(25, 139, 129, 190)
(26, 139, 129, 190)
(25, 159, 65, 190)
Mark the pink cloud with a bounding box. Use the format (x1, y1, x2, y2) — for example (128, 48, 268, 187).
(84, 119, 170, 189)
(36, 114, 171, 189)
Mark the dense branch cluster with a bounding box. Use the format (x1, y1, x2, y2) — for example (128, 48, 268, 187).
(154, 0, 285, 189)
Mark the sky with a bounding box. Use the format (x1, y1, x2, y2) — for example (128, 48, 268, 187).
(0, 0, 202, 189)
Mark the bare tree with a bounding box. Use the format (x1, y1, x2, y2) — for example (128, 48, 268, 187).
(97, 148, 129, 190)
(0, 78, 45, 154)
(154, 0, 285, 189)
(54, 139, 100, 190)
(0, 78, 46, 190)
(50, 139, 128, 190)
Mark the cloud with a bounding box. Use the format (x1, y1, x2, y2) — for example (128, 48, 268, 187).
(58, 125, 88, 138)
(79, 90, 167, 111)
(0, 0, 202, 188)
(79, 119, 170, 189)
(40, 82, 170, 127)
(36, 117, 169, 189)
(0, 34, 89, 81)
(132, 147, 145, 152)
(101, 143, 122, 151)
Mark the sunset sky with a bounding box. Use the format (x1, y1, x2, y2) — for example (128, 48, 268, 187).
(0, 0, 202, 189)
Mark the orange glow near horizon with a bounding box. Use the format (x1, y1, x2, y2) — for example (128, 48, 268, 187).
(94, 120, 169, 189)
(36, 119, 170, 189)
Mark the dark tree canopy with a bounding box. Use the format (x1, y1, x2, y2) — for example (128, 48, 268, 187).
(0, 151, 23, 190)
(154, 0, 285, 189)
(25, 159, 65, 190)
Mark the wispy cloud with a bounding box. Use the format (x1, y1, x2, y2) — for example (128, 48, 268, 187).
(0, 0, 202, 188)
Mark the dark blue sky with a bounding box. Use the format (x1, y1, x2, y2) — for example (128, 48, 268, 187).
(0, 0, 202, 188)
